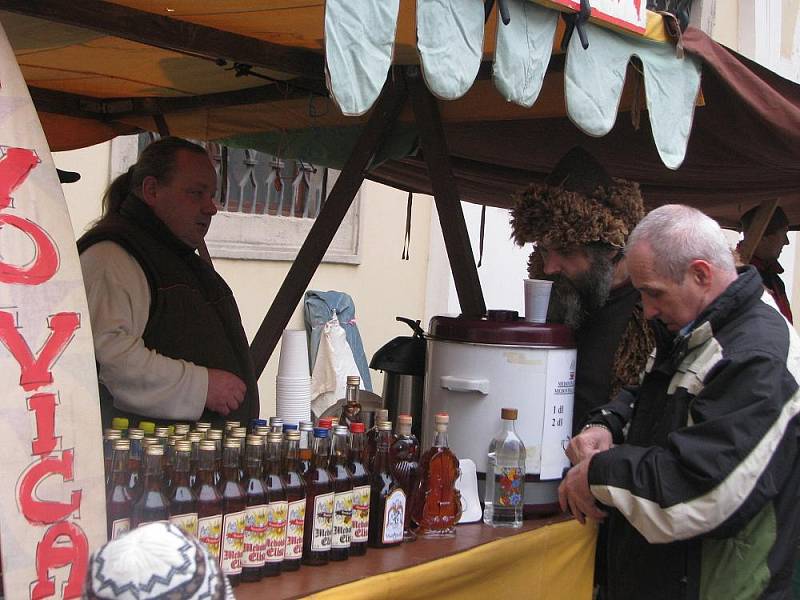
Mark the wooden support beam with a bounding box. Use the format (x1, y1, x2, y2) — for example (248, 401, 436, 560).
(249, 74, 409, 378)
(0, 0, 323, 78)
(739, 198, 780, 264)
(406, 66, 486, 318)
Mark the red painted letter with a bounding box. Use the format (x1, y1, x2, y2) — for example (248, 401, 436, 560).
(0, 213, 59, 284)
(29, 393, 58, 456)
(0, 311, 80, 391)
(30, 521, 88, 600)
(18, 450, 82, 525)
(0, 146, 39, 210)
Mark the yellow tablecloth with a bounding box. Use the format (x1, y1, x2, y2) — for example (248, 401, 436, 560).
(308, 519, 597, 600)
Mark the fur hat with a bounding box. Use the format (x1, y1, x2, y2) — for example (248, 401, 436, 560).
(511, 147, 645, 249)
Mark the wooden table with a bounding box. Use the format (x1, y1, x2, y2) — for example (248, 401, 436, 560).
(235, 515, 597, 600)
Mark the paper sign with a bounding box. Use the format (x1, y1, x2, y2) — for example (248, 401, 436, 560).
(539, 350, 576, 480)
(536, 0, 647, 34)
(0, 19, 106, 600)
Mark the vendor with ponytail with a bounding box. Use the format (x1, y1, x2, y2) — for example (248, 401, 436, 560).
(78, 136, 260, 428)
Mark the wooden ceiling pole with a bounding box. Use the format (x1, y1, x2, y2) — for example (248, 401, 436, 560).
(738, 198, 780, 264)
(406, 66, 486, 318)
(249, 74, 409, 378)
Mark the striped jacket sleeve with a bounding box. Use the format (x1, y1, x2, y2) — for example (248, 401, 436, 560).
(587, 350, 800, 544)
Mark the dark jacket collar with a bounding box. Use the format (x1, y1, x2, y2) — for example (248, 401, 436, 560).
(119, 195, 197, 259)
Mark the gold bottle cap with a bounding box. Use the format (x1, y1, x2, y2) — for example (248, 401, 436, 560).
(169, 435, 185, 444)
(195, 422, 212, 430)
(175, 440, 192, 453)
(206, 430, 223, 440)
(246, 434, 263, 446)
(104, 429, 122, 439)
(142, 438, 159, 447)
(113, 439, 130, 451)
(255, 426, 271, 436)
(127, 428, 145, 440)
(199, 440, 216, 452)
(187, 432, 203, 443)
(155, 427, 170, 436)
(377, 420, 392, 431)
(346, 375, 360, 386)
(224, 437, 241, 449)
(267, 432, 283, 443)
(285, 431, 300, 441)
(174, 423, 191, 434)
(501, 408, 518, 420)
(145, 445, 164, 456)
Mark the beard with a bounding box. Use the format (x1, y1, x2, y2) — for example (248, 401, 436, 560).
(547, 252, 616, 330)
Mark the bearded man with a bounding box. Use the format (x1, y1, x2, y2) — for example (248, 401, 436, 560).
(511, 147, 653, 434)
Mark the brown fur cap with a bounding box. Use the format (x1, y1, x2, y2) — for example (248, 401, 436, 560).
(511, 148, 645, 249)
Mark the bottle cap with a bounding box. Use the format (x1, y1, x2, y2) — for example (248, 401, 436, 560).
(397, 414, 413, 425)
(501, 408, 518, 420)
(128, 428, 145, 440)
(155, 426, 170, 436)
(255, 426, 271, 436)
(299, 421, 314, 431)
(104, 429, 122, 440)
(113, 439, 130, 451)
(232, 426, 247, 437)
(142, 438, 160, 447)
(224, 438, 241, 449)
(138, 421, 156, 434)
(283, 423, 298, 432)
(318, 418, 334, 429)
(267, 432, 283, 443)
(269, 417, 283, 425)
(346, 375, 361, 386)
(350, 422, 366, 433)
(434, 413, 450, 425)
(174, 423, 191, 435)
(333, 425, 349, 435)
(187, 432, 203, 443)
(175, 440, 192, 453)
(313, 427, 329, 438)
(199, 440, 216, 451)
(377, 421, 392, 431)
(376, 409, 389, 422)
(195, 422, 212, 431)
(285, 431, 301, 441)
(111, 417, 129, 430)
(145, 445, 164, 456)
(246, 434, 263, 446)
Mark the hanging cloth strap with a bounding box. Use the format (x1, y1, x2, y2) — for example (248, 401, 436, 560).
(402, 191, 413, 260)
(477, 204, 486, 268)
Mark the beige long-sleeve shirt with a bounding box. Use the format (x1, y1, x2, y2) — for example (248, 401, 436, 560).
(80, 241, 208, 420)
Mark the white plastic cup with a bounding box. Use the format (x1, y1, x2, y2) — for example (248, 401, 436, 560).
(524, 278, 553, 323)
(277, 329, 310, 377)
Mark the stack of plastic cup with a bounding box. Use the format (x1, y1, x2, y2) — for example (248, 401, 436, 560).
(275, 329, 312, 425)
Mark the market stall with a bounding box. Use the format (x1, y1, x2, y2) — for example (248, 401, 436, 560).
(1, 1, 800, 598)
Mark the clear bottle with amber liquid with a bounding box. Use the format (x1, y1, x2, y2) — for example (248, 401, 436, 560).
(282, 430, 306, 571)
(131, 445, 170, 528)
(390, 414, 420, 541)
(368, 421, 406, 548)
(263, 432, 288, 576)
(219, 438, 247, 586)
(302, 427, 334, 565)
(106, 439, 132, 540)
(366, 409, 389, 472)
(168, 440, 198, 537)
(241, 435, 267, 583)
(329, 425, 354, 561)
(298, 421, 314, 478)
(411, 413, 462, 538)
(126, 428, 145, 503)
(348, 422, 370, 556)
(338, 375, 363, 427)
(194, 440, 223, 562)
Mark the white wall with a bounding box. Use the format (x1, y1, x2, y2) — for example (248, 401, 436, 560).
(54, 143, 435, 419)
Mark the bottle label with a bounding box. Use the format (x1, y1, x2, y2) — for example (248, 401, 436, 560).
(265, 500, 288, 563)
(242, 504, 268, 568)
(110, 518, 130, 540)
(220, 510, 246, 575)
(197, 514, 223, 559)
(351, 485, 371, 543)
(332, 490, 353, 549)
(382, 488, 406, 544)
(169, 512, 198, 537)
(310, 492, 334, 552)
(285, 498, 306, 560)
(495, 466, 525, 507)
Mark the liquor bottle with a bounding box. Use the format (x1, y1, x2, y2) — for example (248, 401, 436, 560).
(282, 430, 306, 572)
(206, 429, 223, 486)
(164, 435, 182, 491)
(168, 440, 198, 537)
(484, 408, 526, 528)
(367, 421, 405, 548)
(174, 423, 191, 437)
(103, 428, 122, 481)
(219, 438, 247, 586)
(106, 439, 132, 540)
(302, 427, 334, 566)
(348, 422, 370, 556)
(195, 440, 223, 562)
(230, 428, 247, 479)
(269, 416, 284, 433)
(263, 432, 288, 576)
(390, 414, 420, 541)
(338, 375, 362, 427)
(329, 425, 354, 561)
(241, 435, 267, 583)
(126, 428, 145, 502)
(298, 421, 314, 476)
(187, 431, 203, 488)
(131, 445, 170, 528)
(367, 409, 389, 471)
(155, 427, 170, 449)
(411, 413, 462, 538)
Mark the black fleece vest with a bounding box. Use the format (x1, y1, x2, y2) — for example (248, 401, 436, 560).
(77, 197, 259, 428)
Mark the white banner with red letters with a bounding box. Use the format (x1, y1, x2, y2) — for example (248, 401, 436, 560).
(541, 0, 647, 34)
(0, 20, 106, 600)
